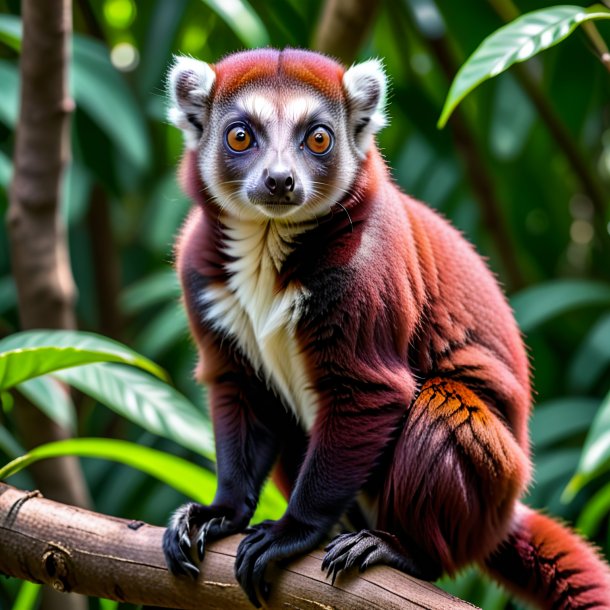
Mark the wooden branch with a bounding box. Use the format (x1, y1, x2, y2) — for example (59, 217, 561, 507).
(0, 484, 478, 609)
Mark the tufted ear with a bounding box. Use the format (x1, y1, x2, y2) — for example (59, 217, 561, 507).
(167, 56, 216, 150)
(342, 59, 388, 156)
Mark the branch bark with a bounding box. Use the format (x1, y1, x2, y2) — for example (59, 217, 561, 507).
(0, 483, 478, 609)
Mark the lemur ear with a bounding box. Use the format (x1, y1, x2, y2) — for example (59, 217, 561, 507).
(167, 56, 216, 150)
(342, 59, 388, 156)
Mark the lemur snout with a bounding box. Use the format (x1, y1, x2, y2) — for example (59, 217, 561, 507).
(263, 166, 295, 198)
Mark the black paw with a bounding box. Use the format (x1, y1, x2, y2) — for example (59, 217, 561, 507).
(235, 518, 322, 607)
(322, 530, 416, 584)
(163, 502, 247, 578)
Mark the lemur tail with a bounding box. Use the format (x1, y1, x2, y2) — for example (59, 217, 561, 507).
(482, 503, 610, 609)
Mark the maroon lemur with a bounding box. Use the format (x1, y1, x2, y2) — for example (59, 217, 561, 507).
(162, 48, 610, 608)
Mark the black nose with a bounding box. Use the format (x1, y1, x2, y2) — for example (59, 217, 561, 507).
(263, 166, 295, 197)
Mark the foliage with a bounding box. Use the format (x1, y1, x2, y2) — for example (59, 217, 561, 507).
(0, 0, 609, 608)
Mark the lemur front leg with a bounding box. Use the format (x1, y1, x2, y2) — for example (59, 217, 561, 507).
(163, 369, 285, 578)
(234, 380, 409, 607)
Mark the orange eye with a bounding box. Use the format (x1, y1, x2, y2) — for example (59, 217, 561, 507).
(225, 124, 253, 152)
(305, 126, 333, 155)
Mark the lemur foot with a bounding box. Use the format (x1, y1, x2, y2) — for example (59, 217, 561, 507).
(163, 502, 248, 578)
(322, 529, 439, 584)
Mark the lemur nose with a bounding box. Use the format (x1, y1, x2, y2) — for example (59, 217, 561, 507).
(263, 167, 295, 196)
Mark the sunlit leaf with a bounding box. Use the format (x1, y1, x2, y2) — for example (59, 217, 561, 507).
(0, 330, 168, 390)
(438, 5, 610, 127)
(0, 60, 18, 127)
(576, 483, 610, 537)
(0, 13, 21, 50)
(0, 438, 286, 521)
(17, 376, 77, 433)
(511, 279, 610, 333)
(12, 581, 41, 610)
(200, 0, 269, 47)
(54, 363, 213, 458)
(569, 313, 610, 393)
(0, 438, 216, 502)
(564, 390, 610, 500)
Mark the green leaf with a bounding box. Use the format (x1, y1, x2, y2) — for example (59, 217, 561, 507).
(134, 303, 189, 358)
(0, 438, 286, 521)
(576, 483, 610, 537)
(569, 313, 610, 392)
(438, 5, 610, 127)
(0, 425, 24, 459)
(510, 279, 610, 333)
(530, 398, 599, 449)
(72, 35, 151, 171)
(12, 581, 41, 610)
(54, 363, 214, 458)
(0, 60, 18, 127)
(17, 376, 77, 433)
(200, 0, 269, 47)
(0, 438, 216, 503)
(0, 13, 21, 50)
(0, 149, 12, 188)
(0, 330, 168, 390)
(120, 268, 181, 315)
(565, 390, 610, 500)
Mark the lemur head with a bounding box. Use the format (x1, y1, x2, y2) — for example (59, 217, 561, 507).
(168, 49, 387, 222)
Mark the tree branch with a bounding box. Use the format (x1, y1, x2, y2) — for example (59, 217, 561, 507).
(0, 483, 477, 609)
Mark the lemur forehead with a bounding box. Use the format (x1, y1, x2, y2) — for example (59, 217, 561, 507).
(235, 92, 323, 126)
(212, 48, 345, 103)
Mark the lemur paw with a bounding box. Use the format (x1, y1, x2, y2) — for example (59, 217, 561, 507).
(235, 517, 323, 607)
(322, 530, 437, 584)
(163, 502, 248, 578)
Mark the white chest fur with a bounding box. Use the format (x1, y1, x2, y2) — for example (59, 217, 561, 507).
(199, 219, 318, 431)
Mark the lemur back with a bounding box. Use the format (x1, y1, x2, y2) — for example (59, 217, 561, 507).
(164, 49, 610, 609)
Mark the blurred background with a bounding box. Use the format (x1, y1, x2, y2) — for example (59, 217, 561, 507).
(1, 0, 610, 608)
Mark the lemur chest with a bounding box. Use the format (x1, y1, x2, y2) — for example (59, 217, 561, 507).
(200, 221, 318, 430)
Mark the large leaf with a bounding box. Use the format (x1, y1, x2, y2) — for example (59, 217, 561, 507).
(0, 330, 167, 390)
(200, 0, 269, 47)
(54, 363, 213, 458)
(510, 279, 610, 333)
(564, 390, 610, 500)
(569, 313, 610, 392)
(0, 438, 286, 521)
(17, 376, 77, 433)
(438, 5, 610, 127)
(0, 438, 216, 503)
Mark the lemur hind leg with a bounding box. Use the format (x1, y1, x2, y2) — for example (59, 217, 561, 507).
(322, 377, 530, 583)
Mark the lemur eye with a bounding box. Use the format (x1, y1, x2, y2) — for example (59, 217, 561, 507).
(305, 125, 333, 156)
(225, 123, 254, 153)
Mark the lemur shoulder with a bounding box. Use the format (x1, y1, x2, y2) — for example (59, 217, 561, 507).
(162, 48, 610, 609)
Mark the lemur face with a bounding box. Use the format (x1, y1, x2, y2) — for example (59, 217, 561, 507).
(168, 49, 387, 222)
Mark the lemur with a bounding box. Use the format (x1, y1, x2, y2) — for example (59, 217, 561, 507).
(162, 48, 610, 608)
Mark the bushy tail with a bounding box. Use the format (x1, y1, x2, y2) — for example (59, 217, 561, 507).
(483, 503, 610, 609)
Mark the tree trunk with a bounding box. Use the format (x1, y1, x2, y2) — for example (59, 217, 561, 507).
(314, 0, 382, 64)
(0, 483, 478, 609)
(7, 2, 89, 608)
